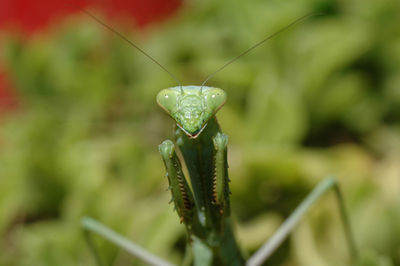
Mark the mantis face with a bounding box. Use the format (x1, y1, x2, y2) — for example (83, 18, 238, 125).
(157, 86, 226, 138)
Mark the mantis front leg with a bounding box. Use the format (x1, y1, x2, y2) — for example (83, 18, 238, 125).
(159, 139, 199, 230)
(212, 132, 230, 216)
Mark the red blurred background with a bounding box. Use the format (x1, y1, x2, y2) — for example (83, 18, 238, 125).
(0, 0, 182, 112)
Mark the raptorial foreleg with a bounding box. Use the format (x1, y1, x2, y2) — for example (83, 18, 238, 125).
(212, 132, 230, 216)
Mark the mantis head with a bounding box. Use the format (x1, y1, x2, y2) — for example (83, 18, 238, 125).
(157, 86, 226, 138)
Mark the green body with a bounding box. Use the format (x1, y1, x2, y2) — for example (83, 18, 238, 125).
(158, 86, 244, 265)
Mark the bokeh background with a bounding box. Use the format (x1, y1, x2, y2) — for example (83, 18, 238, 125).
(0, 0, 399, 265)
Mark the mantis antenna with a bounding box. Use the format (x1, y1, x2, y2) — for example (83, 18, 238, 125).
(83, 10, 184, 92)
(201, 12, 323, 87)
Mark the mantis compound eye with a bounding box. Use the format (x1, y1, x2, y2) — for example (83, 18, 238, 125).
(203, 88, 226, 114)
(156, 89, 179, 114)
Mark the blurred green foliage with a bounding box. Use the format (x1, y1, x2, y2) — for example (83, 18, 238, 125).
(1, 0, 400, 265)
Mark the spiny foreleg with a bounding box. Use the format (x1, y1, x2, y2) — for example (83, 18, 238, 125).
(212, 132, 231, 217)
(159, 140, 198, 229)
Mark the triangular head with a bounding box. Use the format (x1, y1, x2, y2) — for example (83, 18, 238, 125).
(157, 86, 226, 138)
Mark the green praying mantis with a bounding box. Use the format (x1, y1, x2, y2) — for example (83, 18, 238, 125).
(81, 11, 358, 266)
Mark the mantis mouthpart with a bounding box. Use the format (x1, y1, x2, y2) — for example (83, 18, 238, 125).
(81, 10, 358, 266)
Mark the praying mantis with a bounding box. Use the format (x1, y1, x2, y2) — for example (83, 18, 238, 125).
(81, 11, 358, 266)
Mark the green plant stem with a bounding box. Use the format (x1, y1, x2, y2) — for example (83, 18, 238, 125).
(246, 176, 358, 266)
(82, 217, 175, 266)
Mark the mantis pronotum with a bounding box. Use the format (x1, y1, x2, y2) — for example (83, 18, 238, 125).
(82, 11, 358, 266)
